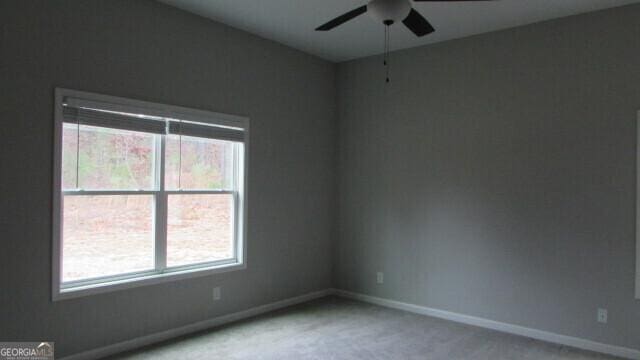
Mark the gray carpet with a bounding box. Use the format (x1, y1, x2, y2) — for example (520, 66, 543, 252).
(109, 296, 621, 360)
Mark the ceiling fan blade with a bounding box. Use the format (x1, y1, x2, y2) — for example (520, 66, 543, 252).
(402, 9, 435, 37)
(316, 5, 368, 31)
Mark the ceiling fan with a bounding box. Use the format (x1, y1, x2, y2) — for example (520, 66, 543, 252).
(316, 0, 494, 37)
(316, 0, 495, 82)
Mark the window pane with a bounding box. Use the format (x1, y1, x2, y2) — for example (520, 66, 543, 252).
(165, 135, 233, 190)
(167, 194, 234, 267)
(62, 195, 154, 282)
(62, 124, 156, 190)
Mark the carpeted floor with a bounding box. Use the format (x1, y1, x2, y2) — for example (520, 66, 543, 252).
(109, 296, 621, 360)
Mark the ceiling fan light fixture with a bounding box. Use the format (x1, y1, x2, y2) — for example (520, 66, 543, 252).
(367, 0, 412, 24)
(315, 0, 494, 82)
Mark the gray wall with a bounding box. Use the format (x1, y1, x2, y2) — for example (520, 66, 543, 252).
(336, 4, 640, 350)
(0, 1, 336, 357)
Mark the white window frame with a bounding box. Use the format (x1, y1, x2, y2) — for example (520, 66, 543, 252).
(636, 111, 640, 299)
(52, 88, 249, 301)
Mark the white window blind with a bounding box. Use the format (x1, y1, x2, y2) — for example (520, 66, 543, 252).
(62, 96, 247, 142)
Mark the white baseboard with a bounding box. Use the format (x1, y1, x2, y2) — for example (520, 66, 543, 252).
(61, 289, 333, 360)
(60, 288, 640, 360)
(332, 289, 640, 360)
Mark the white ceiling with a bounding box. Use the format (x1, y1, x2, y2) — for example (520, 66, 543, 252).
(159, 0, 640, 62)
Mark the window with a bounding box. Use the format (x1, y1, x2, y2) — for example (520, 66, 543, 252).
(52, 89, 248, 300)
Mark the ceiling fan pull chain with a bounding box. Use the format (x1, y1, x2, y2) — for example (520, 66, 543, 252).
(385, 25, 391, 83)
(383, 25, 387, 67)
(387, 26, 391, 83)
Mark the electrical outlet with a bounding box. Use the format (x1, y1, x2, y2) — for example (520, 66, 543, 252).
(376, 271, 384, 284)
(213, 286, 221, 301)
(597, 308, 607, 323)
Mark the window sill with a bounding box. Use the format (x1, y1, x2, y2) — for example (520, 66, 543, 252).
(53, 261, 245, 301)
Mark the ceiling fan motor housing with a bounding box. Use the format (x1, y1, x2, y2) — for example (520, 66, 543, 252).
(368, 0, 412, 25)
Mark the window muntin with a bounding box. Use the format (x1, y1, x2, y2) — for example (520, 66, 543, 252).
(54, 89, 247, 298)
